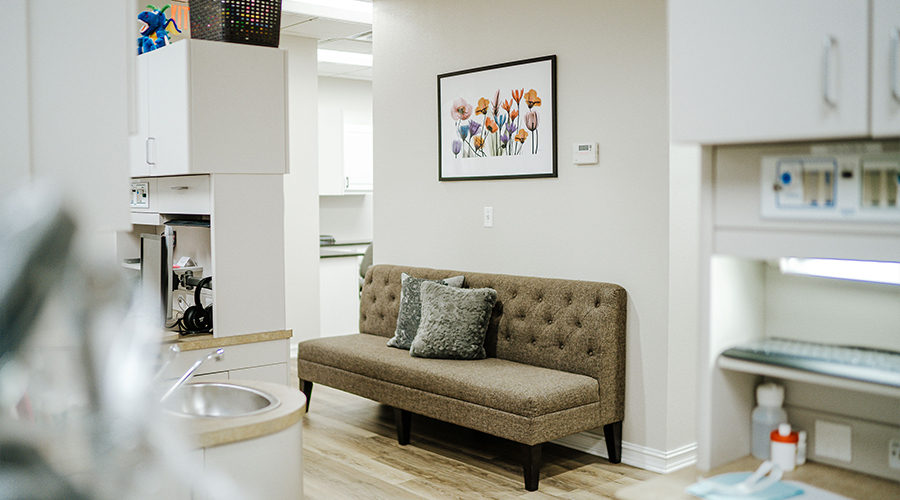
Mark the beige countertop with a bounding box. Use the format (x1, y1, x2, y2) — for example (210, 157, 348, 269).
(160, 329, 292, 351)
(320, 240, 371, 259)
(615, 455, 899, 500)
(165, 379, 306, 449)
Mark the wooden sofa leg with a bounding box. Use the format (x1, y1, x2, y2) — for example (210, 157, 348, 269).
(393, 408, 411, 445)
(603, 421, 623, 464)
(300, 380, 313, 413)
(522, 443, 542, 491)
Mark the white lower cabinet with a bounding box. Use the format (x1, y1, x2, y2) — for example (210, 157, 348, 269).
(228, 363, 290, 385)
(194, 422, 303, 500)
(161, 339, 290, 386)
(319, 256, 362, 337)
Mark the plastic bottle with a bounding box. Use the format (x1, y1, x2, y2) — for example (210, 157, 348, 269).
(770, 423, 799, 471)
(796, 430, 807, 465)
(751, 383, 788, 460)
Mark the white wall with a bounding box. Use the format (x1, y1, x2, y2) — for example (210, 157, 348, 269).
(281, 35, 322, 350)
(0, 0, 30, 194)
(2, 0, 131, 236)
(373, 0, 694, 461)
(668, 144, 701, 451)
(319, 195, 374, 241)
(318, 76, 375, 242)
(318, 76, 373, 128)
(765, 265, 900, 353)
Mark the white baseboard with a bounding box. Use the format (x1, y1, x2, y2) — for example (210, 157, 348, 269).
(553, 430, 697, 474)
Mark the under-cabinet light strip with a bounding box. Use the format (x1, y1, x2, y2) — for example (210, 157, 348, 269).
(779, 257, 900, 285)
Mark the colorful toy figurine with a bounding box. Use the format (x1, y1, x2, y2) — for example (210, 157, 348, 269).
(137, 4, 181, 55)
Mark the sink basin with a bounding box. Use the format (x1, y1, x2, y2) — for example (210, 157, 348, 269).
(162, 382, 281, 418)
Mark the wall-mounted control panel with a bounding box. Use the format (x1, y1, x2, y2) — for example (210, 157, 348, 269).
(131, 181, 150, 210)
(573, 142, 599, 165)
(761, 153, 900, 222)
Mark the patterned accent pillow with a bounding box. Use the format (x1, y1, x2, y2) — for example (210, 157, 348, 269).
(386, 272, 465, 349)
(409, 281, 497, 360)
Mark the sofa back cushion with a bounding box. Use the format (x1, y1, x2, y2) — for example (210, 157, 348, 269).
(359, 265, 626, 385)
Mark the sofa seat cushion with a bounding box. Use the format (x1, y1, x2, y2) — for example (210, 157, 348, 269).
(297, 333, 600, 418)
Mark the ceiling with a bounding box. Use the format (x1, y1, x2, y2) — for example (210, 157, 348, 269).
(280, 1, 373, 80)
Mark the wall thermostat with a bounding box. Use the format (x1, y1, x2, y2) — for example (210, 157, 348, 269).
(574, 142, 599, 165)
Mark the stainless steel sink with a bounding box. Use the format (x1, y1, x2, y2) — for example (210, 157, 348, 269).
(162, 382, 280, 418)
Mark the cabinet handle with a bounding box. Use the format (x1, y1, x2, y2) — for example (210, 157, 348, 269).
(146, 137, 156, 165)
(345, 176, 349, 189)
(822, 35, 837, 107)
(892, 28, 900, 102)
(170, 186, 189, 191)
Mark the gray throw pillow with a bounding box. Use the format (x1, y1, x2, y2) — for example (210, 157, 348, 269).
(387, 272, 465, 349)
(409, 281, 498, 360)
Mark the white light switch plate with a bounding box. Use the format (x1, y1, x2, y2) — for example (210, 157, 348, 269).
(483, 207, 493, 227)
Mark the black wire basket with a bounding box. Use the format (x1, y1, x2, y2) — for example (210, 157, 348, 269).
(189, 0, 282, 48)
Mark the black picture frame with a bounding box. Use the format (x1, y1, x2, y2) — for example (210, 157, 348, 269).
(437, 55, 557, 181)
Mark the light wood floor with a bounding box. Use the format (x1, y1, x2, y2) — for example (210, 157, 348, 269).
(290, 363, 657, 499)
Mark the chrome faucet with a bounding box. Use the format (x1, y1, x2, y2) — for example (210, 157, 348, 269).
(154, 344, 181, 383)
(159, 348, 224, 402)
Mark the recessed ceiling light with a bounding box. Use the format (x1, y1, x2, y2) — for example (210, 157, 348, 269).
(318, 49, 372, 67)
(296, 0, 371, 13)
(282, 0, 372, 24)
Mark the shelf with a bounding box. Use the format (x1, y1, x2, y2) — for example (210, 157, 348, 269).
(717, 356, 900, 399)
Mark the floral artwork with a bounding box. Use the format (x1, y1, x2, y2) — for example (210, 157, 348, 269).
(438, 56, 556, 180)
(450, 87, 541, 159)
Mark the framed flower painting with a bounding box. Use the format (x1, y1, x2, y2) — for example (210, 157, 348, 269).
(437, 55, 557, 181)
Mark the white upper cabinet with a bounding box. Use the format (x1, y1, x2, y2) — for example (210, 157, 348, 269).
(342, 123, 374, 192)
(871, 0, 900, 137)
(131, 39, 287, 177)
(318, 106, 344, 195)
(318, 106, 373, 195)
(670, 0, 875, 144)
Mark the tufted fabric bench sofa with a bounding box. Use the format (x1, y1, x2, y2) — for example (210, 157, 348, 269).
(296, 264, 627, 490)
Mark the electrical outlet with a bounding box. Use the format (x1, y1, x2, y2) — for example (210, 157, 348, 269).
(483, 207, 493, 228)
(815, 420, 852, 463)
(890, 439, 900, 469)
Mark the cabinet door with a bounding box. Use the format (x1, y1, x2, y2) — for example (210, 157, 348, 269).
(318, 106, 345, 195)
(871, 0, 900, 137)
(146, 43, 191, 176)
(343, 123, 374, 192)
(130, 55, 152, 177)
(670, 0, 869, 144)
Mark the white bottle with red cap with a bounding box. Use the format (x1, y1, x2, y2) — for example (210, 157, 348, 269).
(770, 423, 800, 471)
